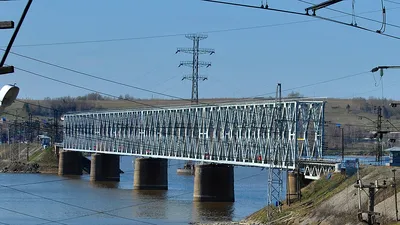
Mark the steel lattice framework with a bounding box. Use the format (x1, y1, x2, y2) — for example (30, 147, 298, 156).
(63, 100, 325, 169)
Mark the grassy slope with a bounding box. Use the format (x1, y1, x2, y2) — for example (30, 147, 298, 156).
(29, 147, 58, 173)
(245, 172, 360, 225)
(246, 166, 400, 225)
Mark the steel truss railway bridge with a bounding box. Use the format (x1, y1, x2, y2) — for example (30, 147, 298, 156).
(62, 99, 339, 180)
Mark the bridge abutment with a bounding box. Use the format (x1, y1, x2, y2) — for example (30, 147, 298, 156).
(58, 151, 82, 176)
(90, 153, 120, 182)
(133, 158, 168, 190)
(193, 164, 234, 202)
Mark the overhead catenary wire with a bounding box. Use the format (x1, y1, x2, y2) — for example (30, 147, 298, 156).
(201, 0, 400, 41)
(298, 0, 395, 30)
(4, 6, 399, 48)
(386, 0, 400, 5)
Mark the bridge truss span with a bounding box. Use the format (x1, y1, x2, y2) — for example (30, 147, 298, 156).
(63, 100, 325, 169)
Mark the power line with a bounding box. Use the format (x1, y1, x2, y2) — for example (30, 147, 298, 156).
(0, 204, 66, 225)
(12, 66, 169, 110)
(386, 0, 400, 5)
(6, 51, 187, 102)
(0, 155, 269, 225)
(10, 65, 324, 129)
(254, 71, 369, 98)
(0, 182, 160, 225)
(8, 50, 370, 108)
(201, 0, 400, 41)
(5, 6, 400, 48)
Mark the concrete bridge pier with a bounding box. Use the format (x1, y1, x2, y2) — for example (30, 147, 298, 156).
(58, 151, 83, 176)
(287, 171, 300, 203)
(90, 153, 120, 182)
(193, 164, 235, 202)
(133, 158, 168, 190)
(286, 170, 311, 204)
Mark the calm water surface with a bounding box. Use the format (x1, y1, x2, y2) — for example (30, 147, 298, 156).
(0, 156, 277, 225)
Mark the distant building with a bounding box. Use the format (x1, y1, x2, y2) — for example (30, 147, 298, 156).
(385, 146, 400, 166)
(38, 135, 51, 149)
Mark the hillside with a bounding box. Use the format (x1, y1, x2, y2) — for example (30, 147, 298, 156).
(244, 166, 400, 225)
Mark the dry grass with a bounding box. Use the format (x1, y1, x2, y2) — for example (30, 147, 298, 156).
(245, 166, 400, 225)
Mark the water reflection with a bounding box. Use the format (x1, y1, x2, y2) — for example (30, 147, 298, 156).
(132, 190, 167, 198)
(89, 181, 119, 189)
(131, 190, 168, 219)
(192, 202, 234, 222)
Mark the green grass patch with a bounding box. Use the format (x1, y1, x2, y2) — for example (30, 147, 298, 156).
(29, 150, 43, 162)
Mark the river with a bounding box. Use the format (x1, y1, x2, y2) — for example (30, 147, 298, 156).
(0, 156, 278, 225)
(1, 155, 388, 225)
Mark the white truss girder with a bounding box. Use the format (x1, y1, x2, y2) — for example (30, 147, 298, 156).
(302, 161, 339, 180)
(63, 100, 325, 169)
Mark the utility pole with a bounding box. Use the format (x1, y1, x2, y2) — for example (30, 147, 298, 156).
(12, 113, 17, 162)
(392, 169, 399, 221)
(341, 127, 344, 163)
(26, 113, 32, 162)
(375, 106, 383, 164)
(176, 34, 214, 105)
(54, 109, 58, 144)
(0, 0, 32, 74)
(356, 160, 362, 216)
(355, 179, 388, 224)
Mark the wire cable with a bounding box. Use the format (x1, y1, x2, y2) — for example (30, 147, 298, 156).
(386, 0, 400, 4)
(0, 204, 66, 225)
(8, 50, 371, 109)
(298, 0, 397, 30)
(253, 71, 369, 98)
(7, 51, 191, 103)
(5, 4, 399, 48)
(202, 0, 400, 41)
(0, 182, 161, 225)
(36, 169, 271, 225)
(13, 66, 169, 110)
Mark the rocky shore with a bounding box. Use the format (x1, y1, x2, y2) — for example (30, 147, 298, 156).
(0, 161, 40, 173)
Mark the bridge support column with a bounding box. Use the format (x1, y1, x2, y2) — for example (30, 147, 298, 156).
(133, 158, 168, 190)
(286, 170, 310, 204)
(90, 153, 120, 182)
(287, 171, 299, 203)
(58, 151, 82, 176)
(194, 164, 234, 202)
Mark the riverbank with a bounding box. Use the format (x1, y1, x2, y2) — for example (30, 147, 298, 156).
(0, 160, 40, 173)
(247, 166, 400, 225)
(195, 165, 400, 225)
(0, 145, 59, 174)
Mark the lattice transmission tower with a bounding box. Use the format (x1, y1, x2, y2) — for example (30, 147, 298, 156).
(176, 34, 214, 104)
(267, 83, 284, 217)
